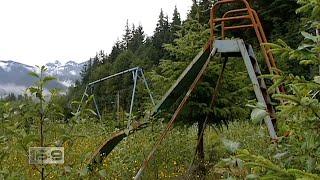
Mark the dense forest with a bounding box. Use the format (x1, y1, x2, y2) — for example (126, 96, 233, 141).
(1, 0, 320, 179)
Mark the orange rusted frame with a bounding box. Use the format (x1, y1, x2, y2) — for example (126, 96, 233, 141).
(224, 24, 254, 30)
(213, 15, 251, 23)
(221, 8, 249, 38)
(210, 0, 279, 78)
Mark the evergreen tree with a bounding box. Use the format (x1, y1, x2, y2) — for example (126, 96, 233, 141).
(170, 6, 182, 40)
(80, 58, 93, 84)
(128, 25, 145, 53)
(92, 51, 103, 68)
(188, 0, 212, 24)
(152, 9, 171, 63)
(108, 40, 123, 63)
(254, 0, 301, 46)
(134, 37, 158, 68)
(121, 19, 133, 49)
(153, 9, 171, 45)
(188, 0, 200, 21)
(198, 0, 212, 25)
(165, 19, 210, 61)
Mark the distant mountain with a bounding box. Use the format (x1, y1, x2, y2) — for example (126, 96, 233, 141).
(45, 60, 85, 87)
(0, 60, 85, 97)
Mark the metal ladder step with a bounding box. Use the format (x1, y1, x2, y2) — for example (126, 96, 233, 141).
(246, 44, 277, 129)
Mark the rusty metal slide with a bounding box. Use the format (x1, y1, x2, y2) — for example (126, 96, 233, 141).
(87, 44, 213, 166)
(152, 44, 212, 115)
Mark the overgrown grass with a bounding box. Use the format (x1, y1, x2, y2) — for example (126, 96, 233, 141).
(2, 116, 318, 179)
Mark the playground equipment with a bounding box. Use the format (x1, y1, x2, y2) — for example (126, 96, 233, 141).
(87, 0, 285, 177)
(77, 67, 155, 127)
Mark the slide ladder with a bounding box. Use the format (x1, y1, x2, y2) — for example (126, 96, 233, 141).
(246, 44, 277, 129)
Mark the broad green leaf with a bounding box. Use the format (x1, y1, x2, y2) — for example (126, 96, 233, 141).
(251, 108, 268, 124)
(256, 102, 266, 109)
(298, 43, 315, 50)
(301, 31, 317, 42)
(222, 139, 240, 154)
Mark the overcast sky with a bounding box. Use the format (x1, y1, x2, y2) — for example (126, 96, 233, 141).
(0, 0, 192, 66)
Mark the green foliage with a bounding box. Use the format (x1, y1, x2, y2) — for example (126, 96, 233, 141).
(217, 149, 320, 179)
(247, 102, 268, 125)
(265, 31, 320, 67)
(253, 0, 301, 46)
(165, 19, 210, 60)
(187, 0, 212, 25)
(259, 2, 320, 175)
(296, 0, 320, 24)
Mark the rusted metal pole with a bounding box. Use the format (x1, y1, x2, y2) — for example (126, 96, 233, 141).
(213, 15, 250, 22)
(224, 24, 254, 30)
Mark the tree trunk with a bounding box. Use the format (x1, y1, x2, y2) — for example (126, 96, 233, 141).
(197, 120, 205, 161)
(197, 120, 206, 178)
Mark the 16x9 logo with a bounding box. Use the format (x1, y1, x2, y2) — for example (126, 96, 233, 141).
(29, 147, 64, 164)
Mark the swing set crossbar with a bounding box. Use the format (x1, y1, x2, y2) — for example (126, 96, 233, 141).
(88, 67, 140, 86)
(77, 66, 155, 122)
